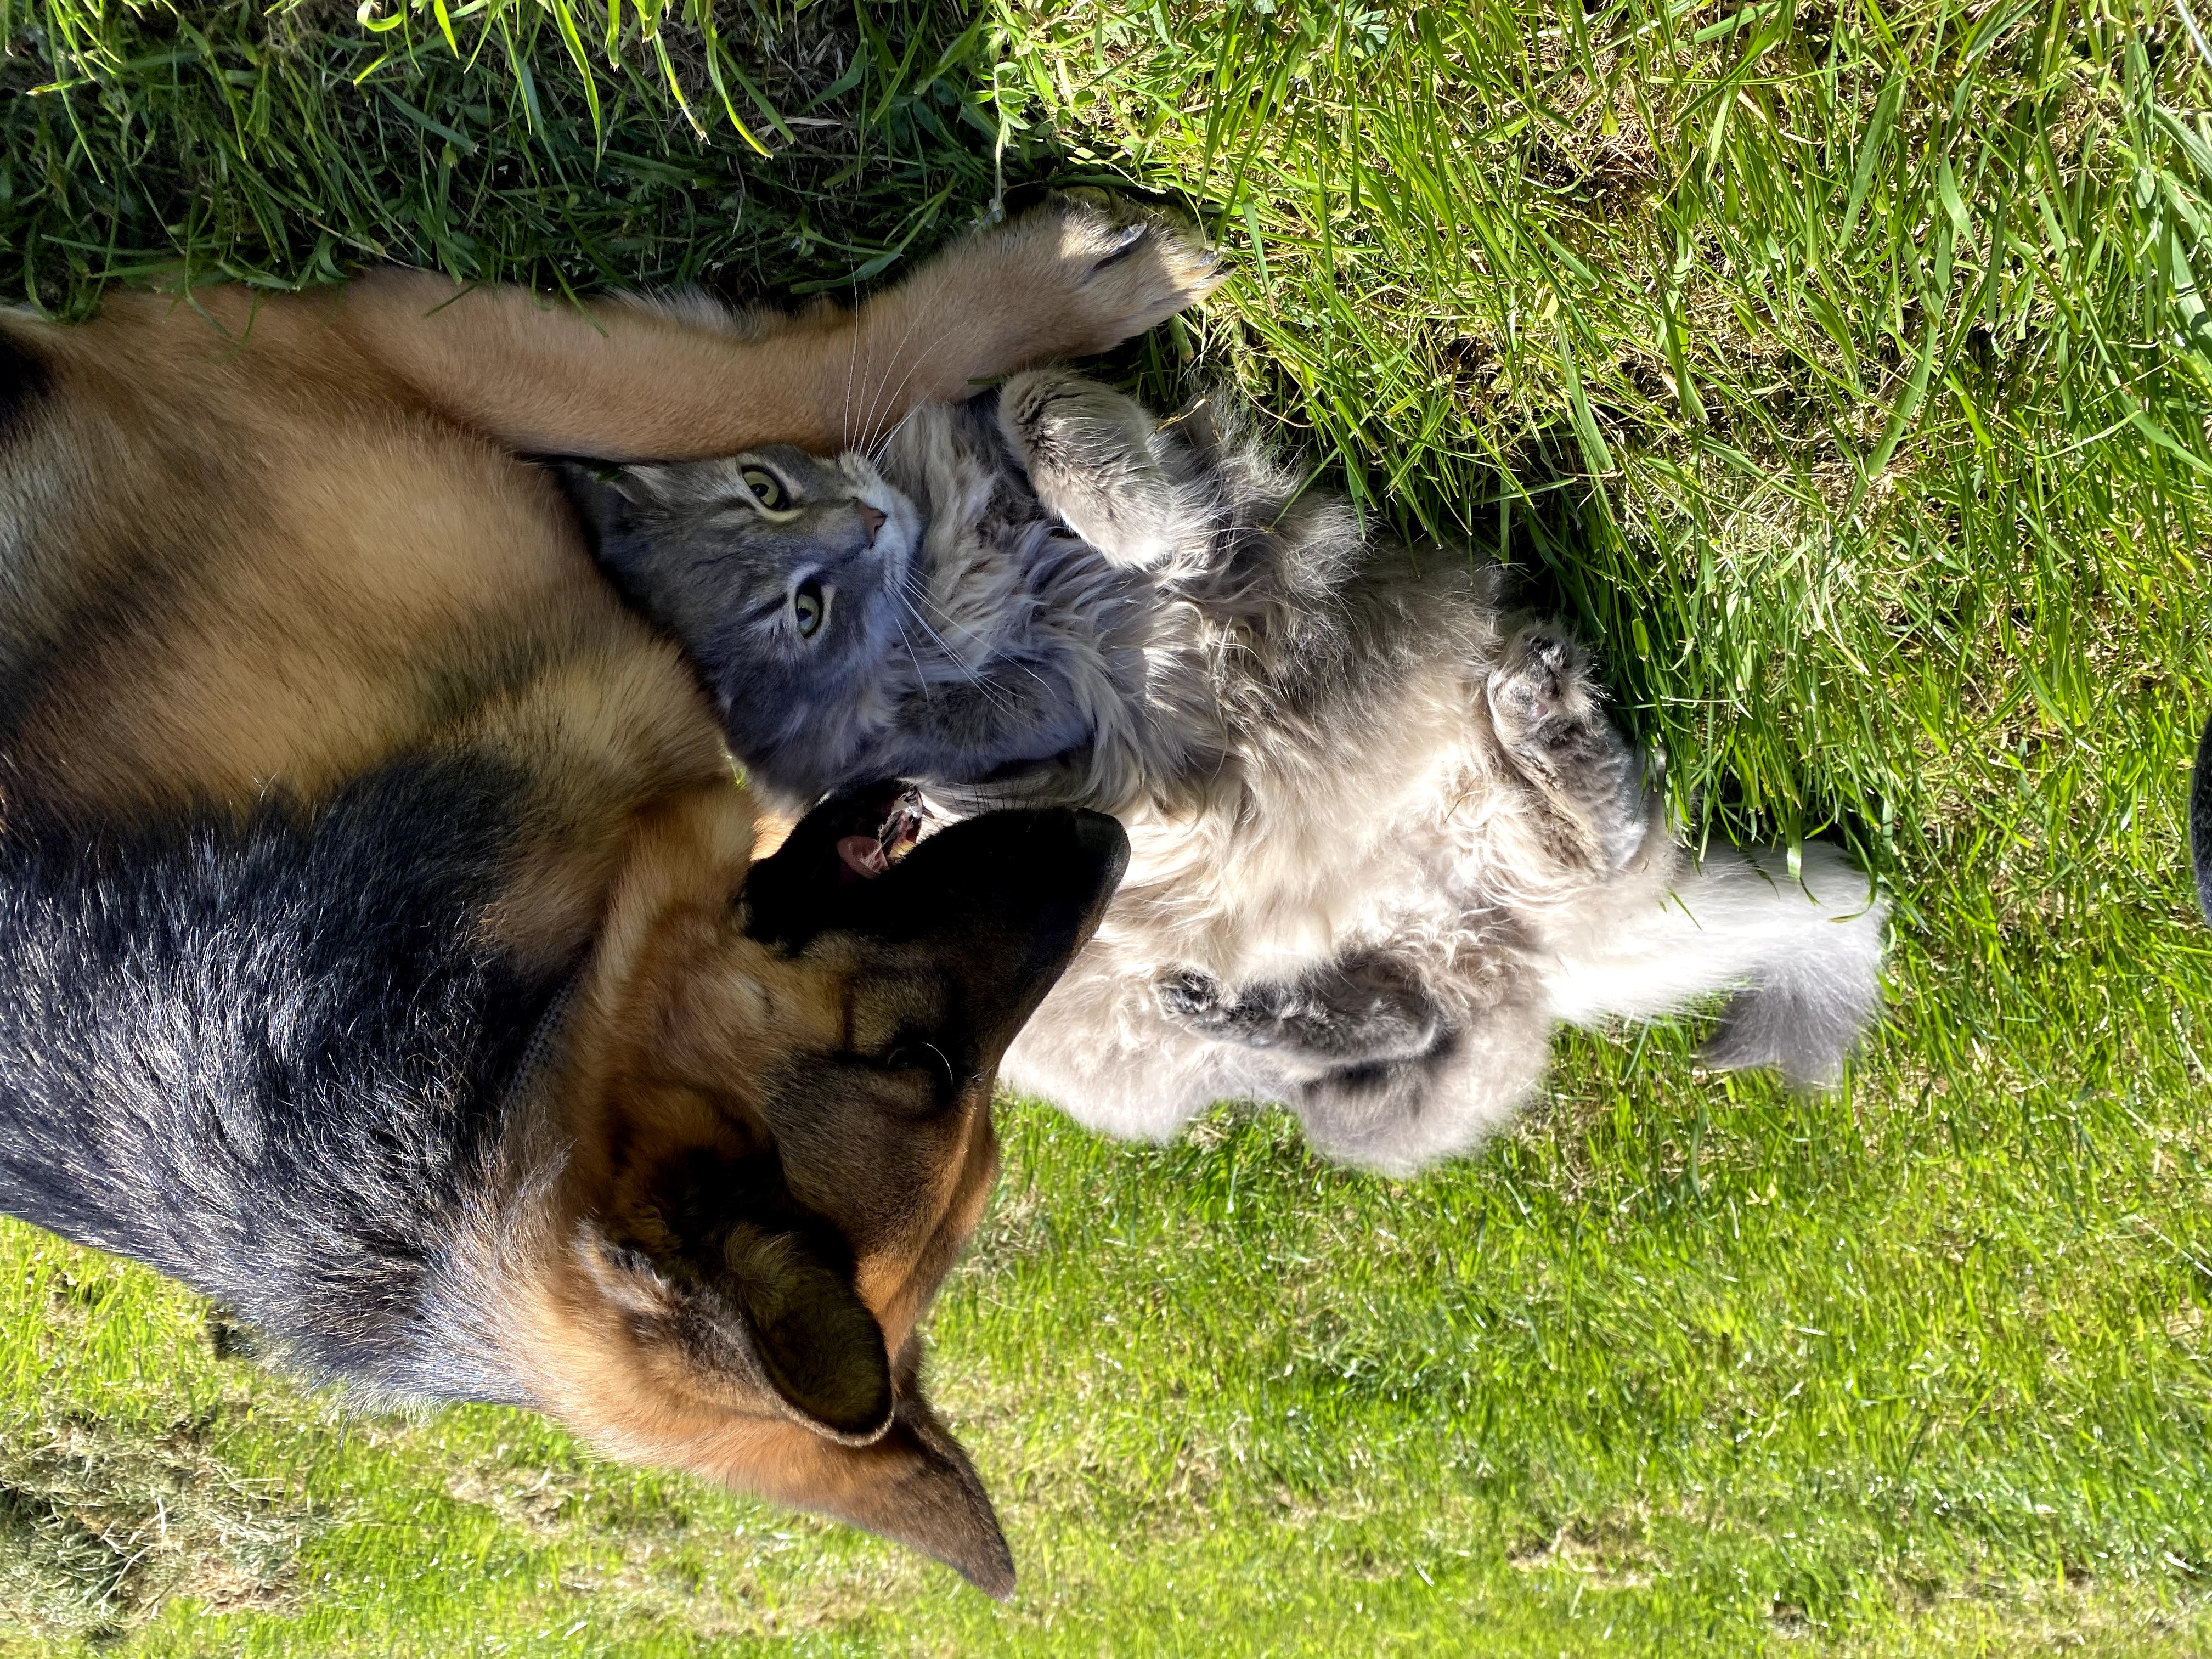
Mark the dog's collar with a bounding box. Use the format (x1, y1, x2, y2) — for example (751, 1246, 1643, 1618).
(500, 968, 583, 1123)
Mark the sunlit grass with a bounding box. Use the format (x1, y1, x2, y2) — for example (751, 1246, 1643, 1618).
(1, 0, 2209, 1652)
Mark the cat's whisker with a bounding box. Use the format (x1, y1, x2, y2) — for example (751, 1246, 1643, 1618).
(842, 280, 862, 452)
(868, 402, 926, 467)
(854, 347, 933, 458)
(888, 604, 934, 709)
(913, 582, 1058, 696)
(848, 307, 897, 453)
(896, 588, 1020, 715)
(864, 298, 937, 443)
(848, 276, 888, 455)
(866, 346, 938, 449)
(856, 302, 939, 451)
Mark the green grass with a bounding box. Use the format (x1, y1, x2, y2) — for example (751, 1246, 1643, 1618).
(3, 0, 2211, 1652)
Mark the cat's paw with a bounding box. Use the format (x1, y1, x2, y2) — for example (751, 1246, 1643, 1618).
(1155, 967, 1233, 1029)
(1328, 951, 1448, 1062)
(890, 195, 1223, 387)
(1487, 624, 1651, 868)
(1487, 624, 1601, 752)
(1000, 368, 1177, 566)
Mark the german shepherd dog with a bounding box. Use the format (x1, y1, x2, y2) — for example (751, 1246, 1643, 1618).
(0, 196, 1217, 1593)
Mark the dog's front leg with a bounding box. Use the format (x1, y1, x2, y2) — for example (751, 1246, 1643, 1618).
(331, 195, 1222, 460)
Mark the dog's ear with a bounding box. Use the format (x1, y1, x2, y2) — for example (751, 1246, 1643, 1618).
(578, 1217, 894, 1444)
(716, 1222, 894, 1442)
(572, 1222, 1013, 1594)
(746, 1393, 1017, 1599)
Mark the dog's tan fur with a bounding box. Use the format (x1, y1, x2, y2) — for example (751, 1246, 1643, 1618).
(0, 197, 1213, 1591)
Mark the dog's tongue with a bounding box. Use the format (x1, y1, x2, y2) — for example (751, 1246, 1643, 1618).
(837, 835, 892, 880)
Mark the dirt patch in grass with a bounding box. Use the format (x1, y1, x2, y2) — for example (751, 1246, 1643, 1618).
(0, 1410, 314, 1640)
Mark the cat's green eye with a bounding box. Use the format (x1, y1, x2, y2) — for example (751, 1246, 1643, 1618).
(742, 468, 785, 509)
(793, 578, 827, 639)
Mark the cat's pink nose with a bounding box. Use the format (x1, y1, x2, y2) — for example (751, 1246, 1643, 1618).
(857, 504, 888, 542)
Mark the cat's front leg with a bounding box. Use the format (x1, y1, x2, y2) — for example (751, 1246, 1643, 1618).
(998, 369, 1181, 568)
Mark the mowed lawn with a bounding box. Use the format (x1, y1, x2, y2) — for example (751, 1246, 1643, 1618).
(3, 2, 2210, 1654)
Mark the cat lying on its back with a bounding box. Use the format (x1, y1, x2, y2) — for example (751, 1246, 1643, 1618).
(557, 403, 1148, 803)
(561, 374, 1887, 1174)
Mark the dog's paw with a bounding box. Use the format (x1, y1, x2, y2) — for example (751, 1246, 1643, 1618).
(900, 195, 1222, 380)
(1029, 191, 1224, 354)
(1155, 966, 1233, 1029)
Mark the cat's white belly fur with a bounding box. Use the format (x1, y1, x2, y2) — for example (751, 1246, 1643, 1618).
(999, 674, 1884, 1166)
(998, 683, 1554, 1144)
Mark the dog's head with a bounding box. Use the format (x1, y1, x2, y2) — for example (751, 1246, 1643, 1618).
(521, 783, 1122, 1597)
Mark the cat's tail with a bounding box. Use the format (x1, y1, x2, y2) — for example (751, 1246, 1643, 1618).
(1546, 841, 1888, 1088)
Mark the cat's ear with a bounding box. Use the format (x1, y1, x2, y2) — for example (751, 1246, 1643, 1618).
(550, 459, 647, 545)
(551, 458, 676, 493)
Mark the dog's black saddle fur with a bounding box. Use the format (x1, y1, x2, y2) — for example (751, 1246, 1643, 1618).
(0, 752, 568, 1398)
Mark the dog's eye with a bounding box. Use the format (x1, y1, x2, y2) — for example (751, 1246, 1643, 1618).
(882, 1040, 959, 1099)
(793, 579, 827, 639)
(742, 467, 784, 509)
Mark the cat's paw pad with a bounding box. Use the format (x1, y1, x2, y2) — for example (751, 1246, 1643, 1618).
(1155, 967, 1232, 1028)
(1488, 624, 1597, 746)
(1494, 627, 1573, 710)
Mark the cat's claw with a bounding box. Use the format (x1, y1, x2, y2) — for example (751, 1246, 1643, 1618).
(1155, 967, 1231, 1026)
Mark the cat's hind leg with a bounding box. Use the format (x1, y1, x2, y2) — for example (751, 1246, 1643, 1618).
(1289, 998, 1554, 1176)
(997, 940, 1277, 1143)
(1152, 946, 1554, 1174)
(1486, 623, 1654, 874)
(997, 369, 1180, 568)
(1152, 950, 1444, 1066)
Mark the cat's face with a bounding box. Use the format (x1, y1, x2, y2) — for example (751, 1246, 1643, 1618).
(558, 446, 920, 726)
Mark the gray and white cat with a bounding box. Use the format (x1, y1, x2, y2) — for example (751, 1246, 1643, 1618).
(562, 374, 1887, 1174)
(556, 425, 1141, 802)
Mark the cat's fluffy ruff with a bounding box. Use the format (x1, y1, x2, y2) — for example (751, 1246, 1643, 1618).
(876, 375, 1888, 1175)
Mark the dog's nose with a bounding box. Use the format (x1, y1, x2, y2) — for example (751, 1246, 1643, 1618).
(857, 504, 888, 542)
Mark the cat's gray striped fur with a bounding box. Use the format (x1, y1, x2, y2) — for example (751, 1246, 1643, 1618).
(582, 373, 1888, 1175)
